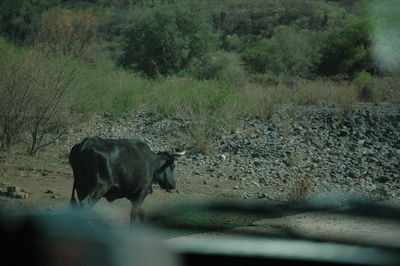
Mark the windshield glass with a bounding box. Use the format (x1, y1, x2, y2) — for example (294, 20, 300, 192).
(0, 0, 399, 265)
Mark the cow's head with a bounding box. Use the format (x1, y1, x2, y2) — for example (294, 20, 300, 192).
(155, 151, 185, 191)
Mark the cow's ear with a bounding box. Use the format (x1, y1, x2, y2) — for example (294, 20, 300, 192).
(156, 153, 175, 173)
(166, 155, 175, 166)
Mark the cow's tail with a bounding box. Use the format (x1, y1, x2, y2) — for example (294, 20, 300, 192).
(70, 179, 78, 209)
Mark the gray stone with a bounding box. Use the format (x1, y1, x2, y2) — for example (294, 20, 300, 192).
(7, 186, 20, 193)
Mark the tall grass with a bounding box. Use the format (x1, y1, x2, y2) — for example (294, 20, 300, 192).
(146, 77, 234, 154)
(71, 58, 149, 116)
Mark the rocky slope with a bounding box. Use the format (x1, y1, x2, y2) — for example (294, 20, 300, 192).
(62, 104, 400, 204)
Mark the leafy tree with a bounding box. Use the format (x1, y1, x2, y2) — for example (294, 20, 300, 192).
(0, 0, 61, 44)
(242, 26, 321, 78)
(210, 0, 350, 51)
(119, 4, 218, 77)
(36, 7, 98, 60)
(318, 19, 375, 77)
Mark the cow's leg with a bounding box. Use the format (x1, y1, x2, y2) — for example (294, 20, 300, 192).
(81, 183, 111, 208)
(138, 208, 145, 221)
(129, 198, 146, 225)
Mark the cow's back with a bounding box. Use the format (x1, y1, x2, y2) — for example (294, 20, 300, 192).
(70, 137, 155, 200)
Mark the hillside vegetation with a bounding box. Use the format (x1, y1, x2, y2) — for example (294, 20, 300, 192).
(0, 0, 399, 155)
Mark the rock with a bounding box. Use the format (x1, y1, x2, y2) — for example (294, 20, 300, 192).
(45, 189, 55, 194)
(376, 176, 391, 183)
(10, 192, 28, 199)
(7, 186, 20, 193)
(253, 161, 262, 168)
(218, 154, 226, 161)
(258, 192, 268, 199)
(63, 104, 400, 203)
(349, 171, 361, 178)
(338, 129, 349, 137)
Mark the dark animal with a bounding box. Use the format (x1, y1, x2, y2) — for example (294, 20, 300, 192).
(69, 136, 184, 223)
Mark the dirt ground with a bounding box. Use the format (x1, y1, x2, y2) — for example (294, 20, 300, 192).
(1, 144, 400, 249)
(0, 145, 264, 227)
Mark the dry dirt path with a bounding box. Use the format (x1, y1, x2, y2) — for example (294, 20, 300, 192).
(168, 201, 400, 248)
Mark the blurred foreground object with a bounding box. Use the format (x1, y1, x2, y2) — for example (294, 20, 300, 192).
(0, 210, 179, 266)
(2, 200, 400, 266)
(152, 200, 400, 266)
(371, 0, 400, 72)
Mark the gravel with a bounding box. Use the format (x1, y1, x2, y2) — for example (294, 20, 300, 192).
(61, 104, 400, 204)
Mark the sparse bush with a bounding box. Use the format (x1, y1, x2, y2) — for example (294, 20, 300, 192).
(0, 50, 35, 151)
(0, 48, 76, 154)
(23, 55, 76, 155)
(216, 52, 248, 87)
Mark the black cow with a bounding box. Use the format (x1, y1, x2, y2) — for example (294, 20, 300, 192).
(69, 136, 184, 223)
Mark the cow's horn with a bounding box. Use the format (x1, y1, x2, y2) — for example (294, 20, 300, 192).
(171, 150, 186, 157)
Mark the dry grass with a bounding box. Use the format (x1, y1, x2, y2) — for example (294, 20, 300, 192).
(232, 84, 282, 120)
(374, 76, 400, 103)
(280, 79, 358, 111)
(139, 77, 371, 154)
(289, 175, 314, 202)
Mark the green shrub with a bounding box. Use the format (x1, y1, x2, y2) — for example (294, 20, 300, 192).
(215, 51, 248, 87)
(183, 55, 225, 80)
(242, 26, 322, 78)
(119, 4, 218, 78)
(353, 70, 376, 101)
(0, 0, 62, 44)
(0, 36, 13, 54)
(224, 34, 245, 51)
(318, 19, 374, 77)
(71, 56, 149, 116)
(241, 39, 270, 74)
(183, 51, 247, 86)
(209, 0, 350, 40)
